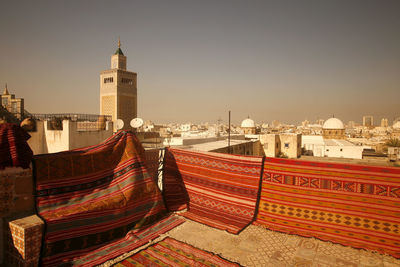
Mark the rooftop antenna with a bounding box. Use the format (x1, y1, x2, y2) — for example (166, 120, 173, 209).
(228, 111, 231, 154)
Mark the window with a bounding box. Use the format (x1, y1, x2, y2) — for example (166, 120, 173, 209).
(2, 97, 8, 106)
(326, 149, 329, 152)
(104, 77, 113, 83)
(121, 78, 133, 85)
(11, 102, 18, 113)
(284, 143, 289, 148)
(340, 148, 343, 152)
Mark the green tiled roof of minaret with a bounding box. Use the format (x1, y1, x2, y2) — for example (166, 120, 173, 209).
(114, 37, 124, 55)
(114, 48, 124, 55)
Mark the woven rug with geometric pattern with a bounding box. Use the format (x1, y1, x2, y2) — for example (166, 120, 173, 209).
(113, 237, 240, 267)
(255, 157, 400, 258)
(33, 131, 184, 266)
(163, 148, 263, 234)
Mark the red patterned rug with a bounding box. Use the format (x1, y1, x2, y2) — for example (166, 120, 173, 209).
(163, 148, 263, 234)
(34, 131, 184, 266)
(114, 237, 240, 266)
(0, 123, 32, 169)
(144, 148, 161, 183)
(255, 157, 400, 258)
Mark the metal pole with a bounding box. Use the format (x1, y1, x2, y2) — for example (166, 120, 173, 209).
(228, 110, 231, 154)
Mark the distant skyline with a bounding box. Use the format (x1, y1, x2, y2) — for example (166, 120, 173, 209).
(1, 0, 399, 124)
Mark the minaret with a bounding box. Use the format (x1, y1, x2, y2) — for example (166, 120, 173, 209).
(100, 39, 137, 131)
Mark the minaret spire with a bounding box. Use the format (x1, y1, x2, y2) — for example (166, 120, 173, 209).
(3, 83, 9, 95)
(114, 37, 124, 56)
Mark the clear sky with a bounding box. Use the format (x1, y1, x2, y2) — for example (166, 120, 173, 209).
(1, 0, 399, 125)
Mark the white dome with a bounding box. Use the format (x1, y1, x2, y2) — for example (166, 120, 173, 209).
(322, 118, 344, 130)
(393, 121, 400, 129)
(241, 118, 255, 128)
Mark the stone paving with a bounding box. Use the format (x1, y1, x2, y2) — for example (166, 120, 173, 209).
(104, 218, 400, 267)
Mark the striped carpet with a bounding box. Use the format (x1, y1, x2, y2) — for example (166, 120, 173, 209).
(255, 157, 400, 258)
(144, 148, 161, 183)
(114, 237, 240, 267)
(163, 148, 263, 234)
(0, 123, 33, 170)
(33, 131, 184, 266)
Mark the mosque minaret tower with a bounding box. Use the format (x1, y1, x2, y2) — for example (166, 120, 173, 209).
(100, 38, 137, 131)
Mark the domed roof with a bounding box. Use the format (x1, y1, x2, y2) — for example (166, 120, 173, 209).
(322, 117, 344, 130)
(241, 117, 255, 128)
(393, 121, 400, 129)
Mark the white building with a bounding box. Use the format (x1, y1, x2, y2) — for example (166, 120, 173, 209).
(241, 117, 256, 135)
(302, 117, 368, 159)
(302, 135, 366, 159)
(163, 135, 245, 147)
(180, 123, 192, 132)
(392, 121, 400, 139)
(388, 147, 400, 161)
(188, 139, 259, 156)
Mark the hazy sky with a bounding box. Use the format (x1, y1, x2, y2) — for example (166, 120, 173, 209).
(1, 0, 399, 124)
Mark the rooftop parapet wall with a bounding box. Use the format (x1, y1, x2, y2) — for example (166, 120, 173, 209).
(27, 120, 113, 154)
(29, 113, 112, 129)
(0, 167, 37, 265)
(0, 168, 34, 218)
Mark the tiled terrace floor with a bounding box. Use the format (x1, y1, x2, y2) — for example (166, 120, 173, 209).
(103, 217, 400, 267)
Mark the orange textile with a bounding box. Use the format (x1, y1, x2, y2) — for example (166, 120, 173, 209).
(256, 157, 400, 258)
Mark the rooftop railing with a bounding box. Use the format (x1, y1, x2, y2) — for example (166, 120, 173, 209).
(30, 113, 112, 131)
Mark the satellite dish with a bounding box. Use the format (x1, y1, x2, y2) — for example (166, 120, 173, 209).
(115, 119, 124, 130)
(130, 118, 144, 128)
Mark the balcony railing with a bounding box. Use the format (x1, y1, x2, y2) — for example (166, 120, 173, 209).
(30, 113, 112, 131)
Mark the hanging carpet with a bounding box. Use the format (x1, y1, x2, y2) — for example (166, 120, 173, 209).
(0, 123, 33, 170)
(255, 157, 400, 259)
(163, 148, 263, 234)
(33, 131, 184, 266)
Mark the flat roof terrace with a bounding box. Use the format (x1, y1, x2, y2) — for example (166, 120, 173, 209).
(102, 219, 400, 266)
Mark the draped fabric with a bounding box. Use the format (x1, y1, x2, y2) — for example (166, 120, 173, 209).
(34, 131, 184, 266)
(162, 149, 190, 212)
(163, 148, 263, 234)
(114, 237, 240, 267)
(144, 148, 161, 184)
(0, 123, 32, 169)
(256, 157, 400, 259)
